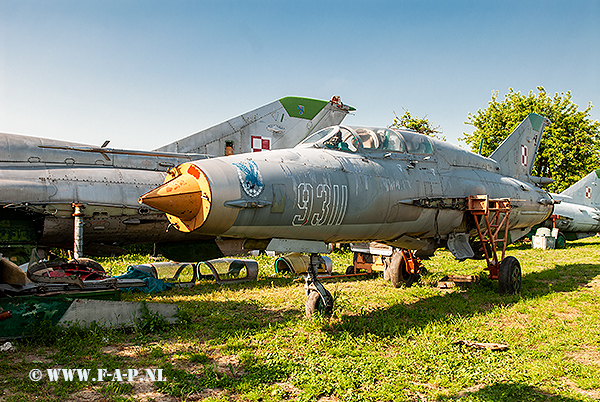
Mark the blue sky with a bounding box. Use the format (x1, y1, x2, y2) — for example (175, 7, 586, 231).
(1, 0, 599, 150)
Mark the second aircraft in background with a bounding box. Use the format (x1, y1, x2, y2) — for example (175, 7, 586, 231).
(0, 96, 353, 263)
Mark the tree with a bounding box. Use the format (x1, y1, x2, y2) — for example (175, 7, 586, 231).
(461, 87, 600, 193)
(391, 110, 445, 140)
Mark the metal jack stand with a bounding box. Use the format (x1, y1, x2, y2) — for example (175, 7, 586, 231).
(467, 195, 521, 284)
(304, 253, 333, 317)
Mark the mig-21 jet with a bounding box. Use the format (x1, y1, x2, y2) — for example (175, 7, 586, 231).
(0, 96, 353, 264)
(539, 169, 600, 247)
(140, 113, 553, 315)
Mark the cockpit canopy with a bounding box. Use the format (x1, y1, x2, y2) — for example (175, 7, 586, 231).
(297, 126, 433, 155)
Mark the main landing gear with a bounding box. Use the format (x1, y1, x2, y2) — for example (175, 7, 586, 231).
(303, 248, 423, 317)
(387, 248, 423, 288)
(303, 195, 520, 317)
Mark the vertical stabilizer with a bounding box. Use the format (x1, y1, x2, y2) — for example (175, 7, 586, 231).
(155, 96, 354, 156)
(558, 169, 600, 208)
(489, 113, 550, 180)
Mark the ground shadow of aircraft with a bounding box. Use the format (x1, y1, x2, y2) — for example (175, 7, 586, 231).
(327, 262, 600, 338)
(143, 261, 599, 401)
(438, 383, 587, 402)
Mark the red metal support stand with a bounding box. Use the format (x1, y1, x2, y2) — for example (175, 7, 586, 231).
(400, 248, 423, 275)
(467, 195, 511, 280)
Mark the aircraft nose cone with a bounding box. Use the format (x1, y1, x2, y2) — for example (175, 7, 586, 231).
(139, 163, 212, 232)
(139, 177, 202, 220)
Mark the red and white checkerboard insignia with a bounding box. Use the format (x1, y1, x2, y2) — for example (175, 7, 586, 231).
(251, 135, 271, 152)
(521, 145, 528, 167)
(585, 186, 592, 199)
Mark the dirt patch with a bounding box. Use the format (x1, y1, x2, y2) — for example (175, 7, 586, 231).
(152, 341, 196, 356)
(562, 377, 600, 400)
(580, 276, 600, 291)
(457, 383, 487, 397)
(64, 388, 106, 402)
(11, 353, 54, 364)
(186, 388, 227, 401)
(100, 344, 142, 358)
(101, 341, 199, 359)
(131, 381, 177, 402)
(317, 396, 342, 402)
(7, 346, 57, 365)
(489, 311, 530, 331)
(273, 381, 302, 398)
(64, 383, 179, 402)
(212, 352, 244, 376)
(567, 345, 600, 366)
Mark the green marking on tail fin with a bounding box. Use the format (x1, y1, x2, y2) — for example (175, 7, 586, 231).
(529, 113, 544, 132)
(595, 168, 600, 178)
(280, 97, 328, 120)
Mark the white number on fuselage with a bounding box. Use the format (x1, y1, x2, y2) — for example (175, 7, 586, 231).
(292, 183, 348, 226)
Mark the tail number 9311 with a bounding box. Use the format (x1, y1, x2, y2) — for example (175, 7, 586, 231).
(292, 183, 348, 226)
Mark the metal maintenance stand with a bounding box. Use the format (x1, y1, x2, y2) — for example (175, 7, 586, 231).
(467, 195, 521, 293)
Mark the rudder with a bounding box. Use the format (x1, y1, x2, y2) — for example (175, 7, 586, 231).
(489, 113, 550, 180)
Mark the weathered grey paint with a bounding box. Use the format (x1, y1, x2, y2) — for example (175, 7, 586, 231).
(143, 114, 553, 255)
(0, 96, 349, 254)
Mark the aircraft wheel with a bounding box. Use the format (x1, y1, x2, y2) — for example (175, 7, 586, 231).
(345, 265, 355, 275)
(498, 256, 521, 294)
(555, 232, 566, 249)
(305, 289, 333, 317)
(388, 250, 417, 288)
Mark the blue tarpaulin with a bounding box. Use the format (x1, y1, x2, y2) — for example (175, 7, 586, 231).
(114, 267, 173, 293)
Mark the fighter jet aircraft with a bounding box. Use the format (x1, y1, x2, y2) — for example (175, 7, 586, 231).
(0, 96, 353, 263)
(140, 113, 553, 315)
(541, 169, 600, 247)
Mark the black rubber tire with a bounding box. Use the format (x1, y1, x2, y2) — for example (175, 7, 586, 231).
(388, 250, 417, 288)
(555, 232, 567, 249)
(305, 289, 333, 317)
(498, 256, 521, 294)
(345, 265, 355, 275)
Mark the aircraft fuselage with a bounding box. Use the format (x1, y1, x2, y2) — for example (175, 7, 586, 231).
(142, 126, 553, 250)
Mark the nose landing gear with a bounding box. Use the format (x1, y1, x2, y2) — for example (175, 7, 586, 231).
(304, 253, 334, 317)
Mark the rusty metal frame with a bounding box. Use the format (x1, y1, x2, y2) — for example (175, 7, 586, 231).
(467, 195, 511, 280)
(400, 248, 423, 275)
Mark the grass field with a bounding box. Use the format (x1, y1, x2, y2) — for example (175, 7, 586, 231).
(2, 238, 600, 401)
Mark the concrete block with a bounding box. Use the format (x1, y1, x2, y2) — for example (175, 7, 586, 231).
(58, 299, 177, 328)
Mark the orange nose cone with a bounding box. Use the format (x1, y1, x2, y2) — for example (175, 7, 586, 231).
(140, 176, 202, 220)
(139, 163, 212, 232)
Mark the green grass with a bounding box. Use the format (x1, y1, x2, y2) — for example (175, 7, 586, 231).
(2, 239, 600, 401)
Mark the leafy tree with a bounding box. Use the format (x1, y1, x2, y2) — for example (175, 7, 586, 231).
(391, 110, 445, 140)
(461, 87, 600, 192)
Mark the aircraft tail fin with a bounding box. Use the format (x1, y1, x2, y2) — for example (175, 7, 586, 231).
(155, 96, 354, 156)
(558, 169, 600, 208)
(489, 113, 550, 180)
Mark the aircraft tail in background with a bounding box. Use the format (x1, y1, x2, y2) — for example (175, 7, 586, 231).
(155, 96, 354, 156)
(489, 113, 550, 182)
(556, 169, 600, 208)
